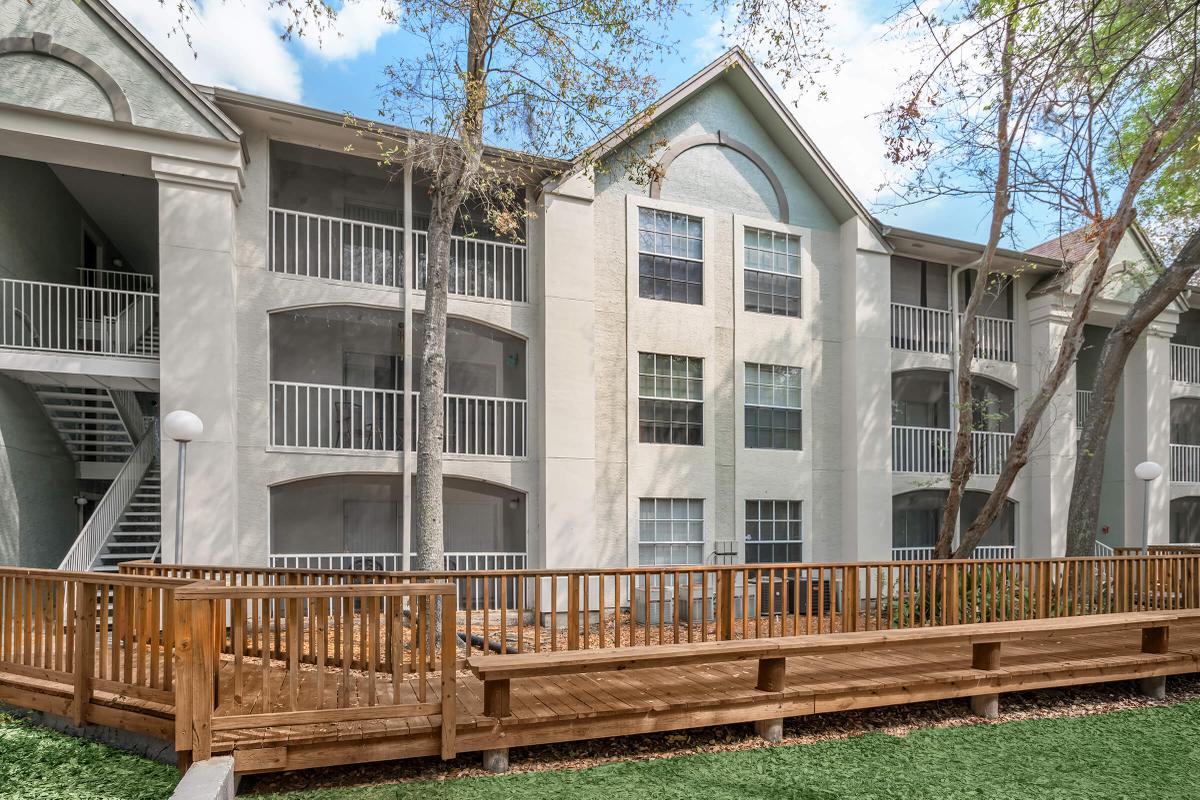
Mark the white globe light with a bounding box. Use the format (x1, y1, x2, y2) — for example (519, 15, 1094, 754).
(1134, 461, 1163, 482)
(163, 409, 204, 442)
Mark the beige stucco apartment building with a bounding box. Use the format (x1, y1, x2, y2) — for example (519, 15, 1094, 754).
(2, 0, 1198, 573)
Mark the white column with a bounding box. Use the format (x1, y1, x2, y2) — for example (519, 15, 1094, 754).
(537, 172, 598, 568)
(402, 160, 415, 570)
(154, 155, 242, 565)
(1124, 323, 1175, 546)
(1026, 297, 1076, 556)
(839, 219, 892, 560)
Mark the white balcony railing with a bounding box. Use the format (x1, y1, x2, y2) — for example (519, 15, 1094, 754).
(890, 545, 1015, 561)
(268, 551, 528, 572)
(269, 207, 404, 287)
(76, 267, 155, 292)
(270, 381, 404, 452)
(412, 392, 528, 457)
(412, 230, 527, 302)
(891, 303, 952, 355)
(889, 303, 1014, 362)
(1172, 343, 1200, 385)
(970, 430, 1015, 475)
(892, 425, 951, 473)
(1094, 540, 1115, 557)
(1171, 443, 1200, 483)
(968, 314, 1015, 362)
(1076, 389, 1093, 430)
(0, 278, 158, 359)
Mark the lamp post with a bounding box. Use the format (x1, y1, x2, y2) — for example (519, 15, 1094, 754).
(163, 410, 203, 565)
(1134, 460, 1163, 554)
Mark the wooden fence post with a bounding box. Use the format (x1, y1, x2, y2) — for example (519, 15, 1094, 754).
(842, 567, 860, 632)
(190, 598, 214, 762)
(71, 581, 96, 727)
(716, 569, 734, 641)
(440, 591, 457, 760)
(174, 594, 194, 770)
(566, 575, 580, 651)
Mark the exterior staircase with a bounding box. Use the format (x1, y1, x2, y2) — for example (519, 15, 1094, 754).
(94, 464, 161, 572)
(34, 386, 134, 462)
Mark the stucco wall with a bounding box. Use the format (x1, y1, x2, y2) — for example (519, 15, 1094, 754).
(0, 0, 220, 138)
(0, 156, 86, 566)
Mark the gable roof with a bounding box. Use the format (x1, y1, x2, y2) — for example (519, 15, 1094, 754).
(80, 0, 242, 142)
(577, 47, 886, 242)
(1028, 225, 1100, 264)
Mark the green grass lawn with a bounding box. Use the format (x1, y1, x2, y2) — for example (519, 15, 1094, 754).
(254, 699, 1200, 800)
(5, 700, 1200, 800)
(0, 712, 179, 800)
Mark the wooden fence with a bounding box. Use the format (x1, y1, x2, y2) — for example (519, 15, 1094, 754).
(173, 580, 458, 765)
(122, 554, 1200, 657)
(0, 567, 189, 738)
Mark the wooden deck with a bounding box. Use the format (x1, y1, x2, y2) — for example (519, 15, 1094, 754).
(196, 617, 1200, 773)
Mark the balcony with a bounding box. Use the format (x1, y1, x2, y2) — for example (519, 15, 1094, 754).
(890, 546, 1015, 560)
(1171, 443, 1200, 483)
(268, 207, 527, 302)
(0, 276, 158, 359)
(270, 382, 528, 457)
(268, 551, 528, 571)
(892, 425, 1014, 475)
(889, 303, 1014, 361)
(1172, 343, 1200, 385)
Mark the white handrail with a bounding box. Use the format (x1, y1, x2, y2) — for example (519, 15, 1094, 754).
(891, 545, 1015, 560)
(1094, 540, 1115, 557)
(1170, 443, 1200, 483)
(59, 425, 158, 571)
(1172, 343, 1200, 385)
(411, 391, 528, 457)
(412, 229, 528, 302)
(267, 551, 529, 571)
(970, 430, 1015, 475)
(270, 380, 404, 451)
(967, 314, 1015, 362)
(268, 207, 405, 287)
(892, 425, 952, 473)
(0, 278, 158, 359)
(76, 268, 155, 292)
(890, 303, 952, 355)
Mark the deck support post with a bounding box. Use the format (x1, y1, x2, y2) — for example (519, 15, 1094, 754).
(71, 581, 97, 727)
(756, 657, 786, 692)
(754, 718, 784, 743)
(484, 678, 511, 718)
(483, 747, 510, 773)
(716, 571, 734, 641)
(1138, 625, 1169, 699)
(969, 641, 1001, 719)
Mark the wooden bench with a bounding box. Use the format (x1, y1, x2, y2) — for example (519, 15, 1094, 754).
(467, 611, 1179, 771)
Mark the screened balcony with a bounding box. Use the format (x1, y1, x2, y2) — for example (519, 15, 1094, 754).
(268, 474, 527, 571)
(891, 371, 1015, 475)
(889, 257, 1014, 361)
(891, 489, 1016, 560)
(1170, 398, 1200, 483)
(268, 307, 527, 457)
(268, 142, 527, 300)
(1172, 309, 1200, 384)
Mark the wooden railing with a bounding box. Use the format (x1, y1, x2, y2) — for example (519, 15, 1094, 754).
(122, 554, 1200, 657)
(0, 567, 188, 737)
(173, 580, 457, 764)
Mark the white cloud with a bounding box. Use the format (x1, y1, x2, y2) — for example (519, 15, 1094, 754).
(692, 0, 926, 205)
(110, 0, 303, 100)
(296, 1, 392, 61)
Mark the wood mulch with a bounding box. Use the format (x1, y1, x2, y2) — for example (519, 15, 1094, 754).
(239, 673, 1200, 794)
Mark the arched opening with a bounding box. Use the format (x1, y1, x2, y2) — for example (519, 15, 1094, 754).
(891, 490, 1017, 559)
(892, 370, 950, 473)
(969, 376, 1015, 433)
(1170, 497, 1200, 544)
(1170, 398, 1200, 446)
(268, 307, 526, 454)
(269, 474, 527, 569)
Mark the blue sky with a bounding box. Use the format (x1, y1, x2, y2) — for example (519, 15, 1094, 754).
(112, 0, 1050, 249)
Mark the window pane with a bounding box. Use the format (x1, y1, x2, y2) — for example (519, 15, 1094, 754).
(638, 208, 703, 305)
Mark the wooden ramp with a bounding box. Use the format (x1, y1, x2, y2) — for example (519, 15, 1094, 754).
(213, 618, 1200, 774)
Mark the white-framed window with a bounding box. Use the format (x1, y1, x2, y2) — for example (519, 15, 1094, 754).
(745, 363, 802, 450)
(639, 498, 704, 565)
(639, 353, 703, 445)
(745, 500, 803, 563)
(744, 227, 801, 317)
(637, 207, 703, 304)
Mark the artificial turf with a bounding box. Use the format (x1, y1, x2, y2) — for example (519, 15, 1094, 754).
(0, 712, 179, 800)
(254, 699, 1200, 800)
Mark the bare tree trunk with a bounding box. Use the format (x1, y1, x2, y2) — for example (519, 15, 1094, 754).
(1065, 231, 1200, 555)
(933, 10, 1017, 559)
(955, 60, 1200, 558)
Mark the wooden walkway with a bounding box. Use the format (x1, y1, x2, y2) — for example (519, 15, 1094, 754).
(195, 618, 1200, 773)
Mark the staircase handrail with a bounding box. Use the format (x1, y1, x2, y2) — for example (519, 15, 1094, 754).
(108, 389, 147, 442)
(102, 291, 156, 356)
(59, 423, 158, 571)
